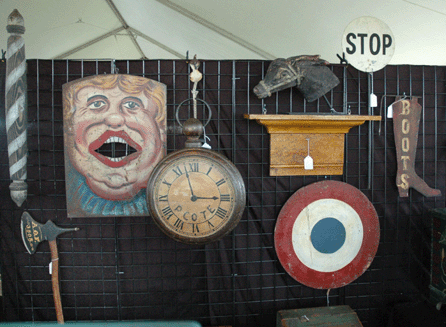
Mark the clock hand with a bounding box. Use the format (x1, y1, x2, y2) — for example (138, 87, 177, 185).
(194, 196, 219, 200)
(184, 165, 195, 197)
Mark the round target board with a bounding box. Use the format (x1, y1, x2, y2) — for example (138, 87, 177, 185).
(274, 180, 380, 289)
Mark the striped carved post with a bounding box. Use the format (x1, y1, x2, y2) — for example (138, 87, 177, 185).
(5, 9, 27, 207)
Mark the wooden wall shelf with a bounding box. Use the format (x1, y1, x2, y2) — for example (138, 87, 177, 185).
(244, 114, 381, 176)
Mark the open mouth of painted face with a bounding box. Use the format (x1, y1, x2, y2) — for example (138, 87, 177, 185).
(88, 130, 142, 168)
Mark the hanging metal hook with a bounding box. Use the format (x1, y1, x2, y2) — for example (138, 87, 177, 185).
(111, 59, 118, 74)
(201, 126, 211, 149)
(378, 93, 421, 134)
(336, 52, 348, 65)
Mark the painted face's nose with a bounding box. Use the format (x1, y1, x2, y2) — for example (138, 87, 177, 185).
(104, 111, 125, 128)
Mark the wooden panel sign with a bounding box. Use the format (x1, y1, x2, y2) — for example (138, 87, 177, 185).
(277, 305, 363, 326)
(393, 97, 441, 197)
(244, 114, 381, 176)
(63, 74, 167, 217)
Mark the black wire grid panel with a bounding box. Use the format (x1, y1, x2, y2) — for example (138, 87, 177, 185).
(0, 60, 445, 326)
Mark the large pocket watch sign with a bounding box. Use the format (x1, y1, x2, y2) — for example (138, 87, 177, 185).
(274, 180, 380, 289)
(63, 74, 167, 217)
(147, 56, 246, 244)
(146, 147, 246, 244)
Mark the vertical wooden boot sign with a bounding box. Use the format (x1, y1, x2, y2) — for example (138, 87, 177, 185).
(393, 97, 441, 197)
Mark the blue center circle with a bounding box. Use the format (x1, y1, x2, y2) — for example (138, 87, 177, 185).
(310, 217, 346, 254)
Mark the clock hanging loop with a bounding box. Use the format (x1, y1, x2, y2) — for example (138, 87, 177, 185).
(175, 55, 212, 148)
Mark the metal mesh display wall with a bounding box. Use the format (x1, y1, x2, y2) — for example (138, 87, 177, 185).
(1, 59, 445, 326)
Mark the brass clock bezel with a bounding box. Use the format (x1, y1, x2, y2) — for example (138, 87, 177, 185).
(146, 148, 246, 244)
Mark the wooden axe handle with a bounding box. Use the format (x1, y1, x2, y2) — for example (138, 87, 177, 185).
(49, 239, 64, 324)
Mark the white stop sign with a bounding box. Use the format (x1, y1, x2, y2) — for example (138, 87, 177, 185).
(342, 16, 395, 72)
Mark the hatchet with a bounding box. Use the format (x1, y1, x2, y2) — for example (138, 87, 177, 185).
(21, 211, 79, 324)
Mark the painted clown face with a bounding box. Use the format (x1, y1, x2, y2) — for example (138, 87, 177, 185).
(64, 75, 166, 202)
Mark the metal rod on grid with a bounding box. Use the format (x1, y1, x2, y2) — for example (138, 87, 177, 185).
(5, 9, 28, 207)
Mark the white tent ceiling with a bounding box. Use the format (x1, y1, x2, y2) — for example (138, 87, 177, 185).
(1, 0, 446, 65)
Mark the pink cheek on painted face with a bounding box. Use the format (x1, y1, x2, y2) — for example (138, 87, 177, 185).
(73, 119, 98, 147)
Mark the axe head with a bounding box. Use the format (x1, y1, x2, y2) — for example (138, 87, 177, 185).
(21, 211, 79, 254)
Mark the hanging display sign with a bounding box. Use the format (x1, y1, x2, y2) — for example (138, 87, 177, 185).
(5, 9, 28, 207)
(341, 16, 395, 72)
(146, 57, 246, 244)
(392, 97, 441, 197)
(274, 180, 380, 289)
(62, 74, 167, 217)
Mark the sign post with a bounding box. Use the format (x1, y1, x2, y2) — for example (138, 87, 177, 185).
(341, 16, 395, 189)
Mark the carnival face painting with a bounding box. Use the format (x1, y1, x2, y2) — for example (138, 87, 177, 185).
(63, 75, 167, 217)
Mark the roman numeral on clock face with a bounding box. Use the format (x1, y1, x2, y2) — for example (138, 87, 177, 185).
(172, 166, 183, 176)
(173, 218, 184, 230)
(162, 206, 174, 219)
(189, 163, 199, 172)
(216, 179, 226, 187)
(215, 207, 228, 219)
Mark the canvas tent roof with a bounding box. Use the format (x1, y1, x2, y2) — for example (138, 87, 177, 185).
(1, 0, 446, 66)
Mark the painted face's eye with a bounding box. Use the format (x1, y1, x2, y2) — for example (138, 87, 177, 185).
(123, 101, 140, 110)
(88, 100, 106, 110)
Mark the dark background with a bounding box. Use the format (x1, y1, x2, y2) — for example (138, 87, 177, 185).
(0, 59, 445, 326)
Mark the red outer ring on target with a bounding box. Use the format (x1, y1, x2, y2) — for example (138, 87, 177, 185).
(274, 180, 380, 289)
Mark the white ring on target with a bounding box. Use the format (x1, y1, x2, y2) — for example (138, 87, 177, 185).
(292, 198, 363, 272)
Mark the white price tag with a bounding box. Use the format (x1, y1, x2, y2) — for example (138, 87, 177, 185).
(304, 138, 313, 170)
(387, 104, 393, 118)
(369, 93, 378, 107)
(304, 156, 314, 170)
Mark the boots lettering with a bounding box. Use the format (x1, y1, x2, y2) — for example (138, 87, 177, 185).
(402, 138, 410, 152)
(402, 119, 410, 134)
(401, 156, 410, 170)
(401, 100, 411, 115)
(393, 97, 441, 197)
(401, 102, 411, 167)
(397, 174, 410, 190)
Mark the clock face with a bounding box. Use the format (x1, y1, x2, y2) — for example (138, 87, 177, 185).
(147, 148, 245, 244)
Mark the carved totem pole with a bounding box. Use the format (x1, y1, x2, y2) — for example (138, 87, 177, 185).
(5, 9, 28, 206)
